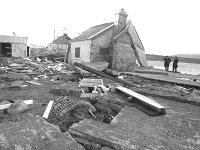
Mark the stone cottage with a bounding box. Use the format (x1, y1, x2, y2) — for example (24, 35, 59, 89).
(69, 9, 148, 71)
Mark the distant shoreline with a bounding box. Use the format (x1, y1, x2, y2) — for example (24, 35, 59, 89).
(146, 54, 200, 64)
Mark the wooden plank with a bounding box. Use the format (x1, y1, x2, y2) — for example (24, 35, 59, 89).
(23, 99, 34, 105)
(0, 103, 12, 110)
(42, 100, 54, 119)
(116, 86, 166, 114)
(26, 81, 42, 85)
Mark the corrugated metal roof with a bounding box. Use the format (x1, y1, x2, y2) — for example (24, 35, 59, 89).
(71, 22, 114, 42)
(0, 35, 28, 44)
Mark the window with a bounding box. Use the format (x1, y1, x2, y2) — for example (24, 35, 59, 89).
(75, 47, 80, 58)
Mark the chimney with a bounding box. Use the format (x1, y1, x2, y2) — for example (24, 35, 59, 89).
(117, 9, 128, 32)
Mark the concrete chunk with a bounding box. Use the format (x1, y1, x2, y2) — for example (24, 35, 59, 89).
(0, 114, 85, 150)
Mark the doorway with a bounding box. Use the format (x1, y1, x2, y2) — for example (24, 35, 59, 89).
(0, 43, 12, 57)
(27, 46, 30, 57)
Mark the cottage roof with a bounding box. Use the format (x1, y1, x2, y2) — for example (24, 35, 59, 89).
(71, 22, 114, 42)
(0, 35, 28, 44)
(113, 20, 144, 50)
(52, 33, 71, 44)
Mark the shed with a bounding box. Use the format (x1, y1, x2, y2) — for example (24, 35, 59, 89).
(0, 35, 28, 58)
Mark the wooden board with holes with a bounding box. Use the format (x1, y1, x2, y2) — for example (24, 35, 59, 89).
(116, 86, 166, 114)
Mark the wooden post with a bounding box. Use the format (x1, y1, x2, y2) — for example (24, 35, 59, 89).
(74, 62, 139, 87)
(64, 44, 71, 63)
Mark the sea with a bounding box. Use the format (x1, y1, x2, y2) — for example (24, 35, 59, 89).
(148, 60, 200, 75)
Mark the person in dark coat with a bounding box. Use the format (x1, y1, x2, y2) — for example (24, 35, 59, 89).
(172, 56, 179, 72)
(163, 56, 171, 71)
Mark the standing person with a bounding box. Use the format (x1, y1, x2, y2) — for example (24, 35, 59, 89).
(163, 56, 171, 71)
(172, 56, 179, 72)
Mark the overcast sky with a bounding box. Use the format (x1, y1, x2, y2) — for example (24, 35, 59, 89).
(1, 0, 200, 55)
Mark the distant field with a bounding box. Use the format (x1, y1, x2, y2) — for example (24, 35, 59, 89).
(146, 54, 200, 64)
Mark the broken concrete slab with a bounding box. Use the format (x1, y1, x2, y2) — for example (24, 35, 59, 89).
(0, 114, 85, 150)
(69, 118, 138, 150)
(70, 105, 198, 150)
(79, 78, 103, 87)
(50, 82, 81, 97)
(80, 93, 99, 98)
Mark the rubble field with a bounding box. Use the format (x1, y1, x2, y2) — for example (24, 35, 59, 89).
(0, 56, 200, 150)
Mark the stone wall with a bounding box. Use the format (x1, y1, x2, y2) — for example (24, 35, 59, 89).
(112, 33, 138, 71)
(90, 30, 113, 66)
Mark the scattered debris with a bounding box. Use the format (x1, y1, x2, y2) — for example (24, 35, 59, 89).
(1, 48, 200, 149)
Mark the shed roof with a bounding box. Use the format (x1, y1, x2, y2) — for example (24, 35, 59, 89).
(0, 35, 28, 44)
(71, 22, 114, 42)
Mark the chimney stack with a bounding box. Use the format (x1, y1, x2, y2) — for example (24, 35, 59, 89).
(117, 8, 128, 32)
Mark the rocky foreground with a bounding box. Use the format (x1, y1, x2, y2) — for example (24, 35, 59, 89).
(0, 57, 200, 150)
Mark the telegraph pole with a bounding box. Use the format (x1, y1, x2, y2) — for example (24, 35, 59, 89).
(53, 29, 55, 50)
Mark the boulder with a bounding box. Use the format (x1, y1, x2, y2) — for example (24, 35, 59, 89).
(7, 100, 29, 114)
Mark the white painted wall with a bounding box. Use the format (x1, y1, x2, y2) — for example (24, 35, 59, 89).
(70, 40, 91, 63)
